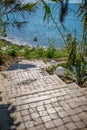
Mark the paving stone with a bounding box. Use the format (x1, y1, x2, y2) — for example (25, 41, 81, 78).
(74, 107, 83, 114)
(81, 105, 87, 112)
(63, 117, 72, 124)
(50, 128, 58, 130)
(37, 106, 45, 111)
(45, 121, 55, 129)
(65, 122, 77, 130)
(55, 106, 63, 112)
(57, 125, 67, 130)
(41, 115, 51, 122)
(36, 101, 44, 106)
(29, 108, 37, 114)
(47, 107, 56, 114)
(16, 122, 25, 130)
(57, 96, 65, 101)
(83, 118, 87, 126)
(21, 109, 29, 116)
(29, 103, 37, 108)
(70, 115, 80, 122)
(53, 118, 64, 127)
(44, 99, 51, 104)
(23, 115, 31, 121)
(66, 109, 76, 116)
(75, 121, 86, 129)
(31, 113, 40, 119)
(52, 102, 60, 107)
(39, 110, 48, 117)
(50, 113, 59, 120)
(27, 127, 37, 130)
(16, 106, 21, 111)
(45, 104, 53, 109)
(36, 124, 45, 130)
(33, 117, 43, 125)
(78, 112, 87, 120)
(64, 95, 71, 100)
(25, 121, 34, 128)
(58, 111, 68, 118)
(50, 98, 57, 102)
(82, 128, 87, 130)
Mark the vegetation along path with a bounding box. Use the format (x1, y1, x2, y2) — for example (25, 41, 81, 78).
(0, 59, 87, 130)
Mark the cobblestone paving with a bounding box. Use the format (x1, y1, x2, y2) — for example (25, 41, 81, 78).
(1, 60, 87, 130)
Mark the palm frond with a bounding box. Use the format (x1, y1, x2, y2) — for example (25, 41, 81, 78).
(51, 0, 61, 2)
(41, 0, 51, 21)
(20, 2, 38, 12)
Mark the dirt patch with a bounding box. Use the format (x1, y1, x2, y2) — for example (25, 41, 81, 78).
(0, 56, 24, 71)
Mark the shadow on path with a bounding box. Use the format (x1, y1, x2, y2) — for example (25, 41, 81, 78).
(0, 103, 20, 130)
(7, 63, 36, 71)
(16, 78, 37, 86)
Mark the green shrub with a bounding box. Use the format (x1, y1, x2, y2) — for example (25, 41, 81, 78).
(45, 44, 55, 58)
(66, 61, 87, 86)
(24, 45, 31, 59)
(7, 44, 19, 57)
(54, 48, 68, 58)
(35, 47, 44, 58)
(46, 66, 57, 75)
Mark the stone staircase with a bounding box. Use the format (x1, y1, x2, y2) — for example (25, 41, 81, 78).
(1, 60, 66, 100)
(0, 60, 87, 130)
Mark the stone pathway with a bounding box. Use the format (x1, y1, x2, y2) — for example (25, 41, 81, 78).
(0, 60, 87, 130)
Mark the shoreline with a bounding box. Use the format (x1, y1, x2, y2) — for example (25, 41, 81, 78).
(0, 36, 48, 49)
(0, 36, 64, 50)
(0, 36, 30, 47)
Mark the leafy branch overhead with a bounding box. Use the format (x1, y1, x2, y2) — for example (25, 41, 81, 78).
(0, 0, 37, 35)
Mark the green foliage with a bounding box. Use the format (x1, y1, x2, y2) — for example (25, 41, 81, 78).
(67, 39, 78, 66)
(0, 40, 7, 64)
(45, 44, 55, 58)
(66, 33, 73, 52)
(65, 34, 87, 86)
(54, 48, 68, 58)
(41, 0, 51, 21)
(0, 47, 4, 65)
(7, 44, 19, 57)
(24, 43, 68, 59)
(35, 47, 44, 58)
(46, 66, 57, 75)
(0, 1, 37, 36)
(24, 45, 30, 59)
(67, 61, 87, 86)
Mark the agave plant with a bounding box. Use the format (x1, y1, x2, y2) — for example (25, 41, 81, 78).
(67, 61, 87, 86)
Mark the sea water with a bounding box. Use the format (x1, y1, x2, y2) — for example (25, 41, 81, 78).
(6, 3, 83, 48)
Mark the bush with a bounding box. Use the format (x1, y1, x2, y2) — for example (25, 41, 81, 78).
(54, 48, 68, 58)
(46, 66, 57, 75)
(35, 47, 44, 58)
(7, 44, 19, 57)
(45, 44, 55, 58)
(66, 60, 87, 86)
(24, 45, 31, 59)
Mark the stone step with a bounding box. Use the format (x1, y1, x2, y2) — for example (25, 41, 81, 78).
(10, 83, 87, 107)
(2, 68, 49, 78)
(3, 74, 66, 99)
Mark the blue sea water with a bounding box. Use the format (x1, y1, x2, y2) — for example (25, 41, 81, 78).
(6, 3, 83, 48)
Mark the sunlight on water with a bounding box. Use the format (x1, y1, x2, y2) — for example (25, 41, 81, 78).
(6, 3, 82, 48)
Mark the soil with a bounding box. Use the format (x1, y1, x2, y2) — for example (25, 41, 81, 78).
(0, 56, 24, 71)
